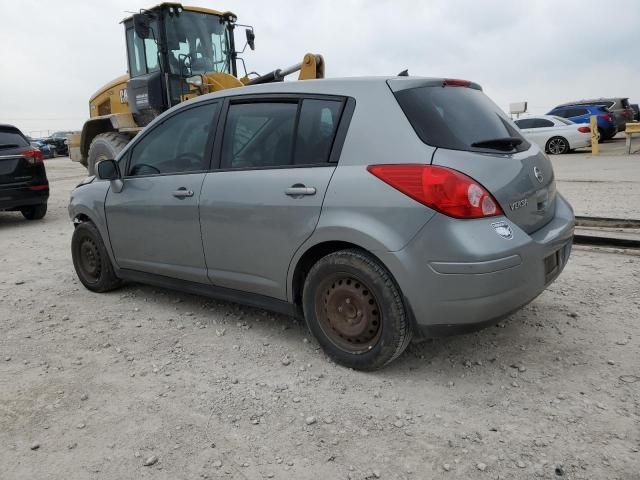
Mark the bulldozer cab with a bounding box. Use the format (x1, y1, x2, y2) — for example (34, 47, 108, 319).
(123, 4, 239, 125)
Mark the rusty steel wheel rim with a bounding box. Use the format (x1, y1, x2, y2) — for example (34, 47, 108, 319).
(79, 236, 101, 282)
(315, 273, 382, 353)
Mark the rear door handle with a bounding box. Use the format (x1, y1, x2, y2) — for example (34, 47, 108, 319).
(285, 185, 316, 197)
(173, 187, 194, 198)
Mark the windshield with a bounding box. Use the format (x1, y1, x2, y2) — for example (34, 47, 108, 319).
(165, 11, 230, 76)
(393, 85, 530, 153)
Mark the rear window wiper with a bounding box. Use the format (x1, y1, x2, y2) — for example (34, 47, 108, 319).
(0, 143, 20, 149)
(471, 137, 522, 151)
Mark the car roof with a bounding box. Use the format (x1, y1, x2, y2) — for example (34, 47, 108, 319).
(558, 98, 626, 106)
(552, 104, 606, 110)
(185, 76, 476, 105)
(516, 114, 558, 121)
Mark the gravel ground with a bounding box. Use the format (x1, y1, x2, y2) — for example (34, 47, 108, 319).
(1, 158, 639, 479)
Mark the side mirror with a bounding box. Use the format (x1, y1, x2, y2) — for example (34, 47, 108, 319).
(245, 28, 255, 51)
(133, 13, 151, 39)
(97, 159, 120, 181)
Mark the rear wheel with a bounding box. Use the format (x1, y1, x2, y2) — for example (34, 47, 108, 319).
(71, 221, 121, 292)
(546, 136, 569, 154)
(597, 127, 606, 143)
(87, 132, 130, 175)
(20, 203, 47, 220)
(302, 249, 412, 370)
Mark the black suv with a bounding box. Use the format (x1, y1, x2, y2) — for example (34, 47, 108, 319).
(0, 124, 49, 220)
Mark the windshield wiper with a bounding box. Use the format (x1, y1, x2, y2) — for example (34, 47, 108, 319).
(471, 137, 522, 151)
(0, 143, 20, 150)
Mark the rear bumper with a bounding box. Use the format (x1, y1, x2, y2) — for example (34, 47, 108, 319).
(379, 194, 574, 335)
(0, 185, 49, 210)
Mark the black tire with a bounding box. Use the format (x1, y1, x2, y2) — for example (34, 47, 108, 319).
(302, 249, 412, 370)
(71, 221, 121, 292)
(87, 132, 130, 175)
(597, 128, 606, 143)
(546, 136, 569, 155)
(20, 203, 47, 220)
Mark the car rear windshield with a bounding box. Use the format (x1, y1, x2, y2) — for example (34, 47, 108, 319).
(393, 85, 529, 153)
(0, 128, 29, 149)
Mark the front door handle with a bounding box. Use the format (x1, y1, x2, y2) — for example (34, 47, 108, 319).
(173, 187, 194, 199)
(285, 184, 316, 197)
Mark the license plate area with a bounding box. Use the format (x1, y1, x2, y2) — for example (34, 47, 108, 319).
(544, 250, 560, 284)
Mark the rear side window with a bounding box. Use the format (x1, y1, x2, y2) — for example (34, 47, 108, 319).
(294, 99, 342, 164)
(0, 128, 29, 149)
(621, 98, 630, 109)
(221, 98, 344, 169)
(394, 86, 529, 153)
(222, 102, 298, 169)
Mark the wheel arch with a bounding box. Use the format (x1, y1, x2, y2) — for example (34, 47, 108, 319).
(289, 240, 391, 310)
(80, 117, 114, 159)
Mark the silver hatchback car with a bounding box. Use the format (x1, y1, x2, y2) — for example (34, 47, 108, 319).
(69, 77, 574, 370)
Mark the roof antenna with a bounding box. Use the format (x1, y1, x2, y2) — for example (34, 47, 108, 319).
(398, 69, 409, 77)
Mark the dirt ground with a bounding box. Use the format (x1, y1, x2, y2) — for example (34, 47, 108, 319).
(1, 157, 639, 480)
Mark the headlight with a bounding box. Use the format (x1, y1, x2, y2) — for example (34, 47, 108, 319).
(186, 75, 203, 87)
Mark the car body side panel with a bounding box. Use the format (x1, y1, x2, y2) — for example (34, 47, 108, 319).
(200, 166, 336, 300)
(104, 174, 209, 283)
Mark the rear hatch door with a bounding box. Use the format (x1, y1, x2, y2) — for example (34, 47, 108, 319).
(0, 127, 32, 187)
(389, 78, 556, 234)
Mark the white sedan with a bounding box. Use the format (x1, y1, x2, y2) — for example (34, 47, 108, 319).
(514, 115, 591, 154)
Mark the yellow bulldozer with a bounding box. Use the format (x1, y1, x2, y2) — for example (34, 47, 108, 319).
(69, 2, 324, 174)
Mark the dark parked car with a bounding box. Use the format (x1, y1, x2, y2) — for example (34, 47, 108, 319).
(547, 104, 617, 141)
(554, 97, 634, 132)
(0, 124, 49, 220)
(30, 140, 57, 159)
(44, 131, 73, 156)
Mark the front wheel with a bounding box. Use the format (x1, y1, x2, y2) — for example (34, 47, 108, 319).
(546, 136, 569, 155)
(87, 132, 130, 175)
(71, 221, 121, 292)
(302, 249, 412, 370)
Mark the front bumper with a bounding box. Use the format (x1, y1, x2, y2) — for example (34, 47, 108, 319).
(0, 185, 49, 210)
(379, 194, 574, 335)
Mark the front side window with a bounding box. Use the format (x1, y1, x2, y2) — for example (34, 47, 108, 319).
(128, 102, 218, 176)
(126, 21, 160, 77)
(514, 118, 535, 129)
(533, 119, 554, 128)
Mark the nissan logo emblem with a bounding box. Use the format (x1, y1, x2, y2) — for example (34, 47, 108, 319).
(534, 166, 544, 183)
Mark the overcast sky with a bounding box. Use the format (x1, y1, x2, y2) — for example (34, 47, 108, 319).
(2, 0, 639, 135)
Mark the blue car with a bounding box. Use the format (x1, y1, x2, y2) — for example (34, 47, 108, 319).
(29, 140, 57, 159)
(546, 104, 617, 142)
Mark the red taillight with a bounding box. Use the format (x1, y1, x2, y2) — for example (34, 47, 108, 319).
(597, 113, 612, 121)
(367, 164, 503, 219)
(22, 148, 44, 165)
(442, 78, 471, 87)
(29, 184, 49, 191)
(577, 126, 590, 133)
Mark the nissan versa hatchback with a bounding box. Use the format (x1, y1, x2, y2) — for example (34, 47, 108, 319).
(69, 77, 574, 370)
